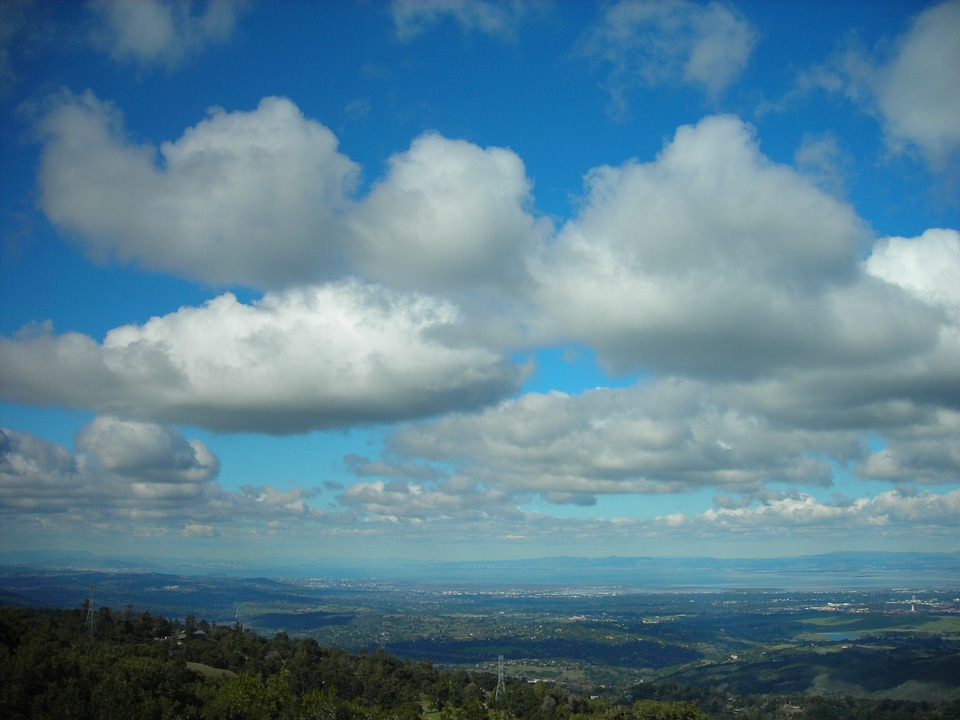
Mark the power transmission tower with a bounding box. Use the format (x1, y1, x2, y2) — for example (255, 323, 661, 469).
(495, 654, 506, 701)
(84, 584, 97, 634)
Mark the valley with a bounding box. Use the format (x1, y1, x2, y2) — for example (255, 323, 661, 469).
(2, 563, 958, 704)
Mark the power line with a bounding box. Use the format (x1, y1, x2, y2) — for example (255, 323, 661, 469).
(84, 584, 97, 635)
(495, 654, 506, 701)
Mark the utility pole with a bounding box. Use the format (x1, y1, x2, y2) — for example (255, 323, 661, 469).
(84, 584, 97, 635)
(495, 654, 506, 702)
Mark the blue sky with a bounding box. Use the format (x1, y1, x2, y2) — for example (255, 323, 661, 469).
(1, 0, 959, 566)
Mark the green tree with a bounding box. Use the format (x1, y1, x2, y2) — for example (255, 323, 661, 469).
(204, 669, 294, 720)
(631, 700, 707, 720)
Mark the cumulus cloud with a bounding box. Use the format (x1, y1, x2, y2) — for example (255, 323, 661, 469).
(34, 92, 359, 288)
(326, 473, 960, 548)
(0, 423, 320, 531)
(533, 115, 944, 378)
(14, 88, 960, 545)
(339, 475, 521, 522)
(381, 380, 853, 501)
(76, 416, 219, 484)
(806, 0, 960, 169)
(354, 333, 960, 510)
(31, 92, 546, 300)
(864, 228, 960, 321)
(182, 523, 215, 538)
(701, 487, 960, 530)
(88, 0, 242, 71)
(857, 441, 960, 485)
(29, 94, 953, 392)
(240, 484, 316, 517)
(1, 428, 92, 517)
(0, 281, 525, 433)
(8, 419, 953, 552)
(854, 409, 960, 485)
(575, 0, 757, 116)
(874, 0, 960, 167)
(348, 132, 548, 296)
(702, 492, 846, 526)
(391, 0, 535, 42)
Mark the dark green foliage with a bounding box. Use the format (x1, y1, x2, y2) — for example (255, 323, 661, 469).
(1, 604, 511, 720)
(0, 607, 207, 719)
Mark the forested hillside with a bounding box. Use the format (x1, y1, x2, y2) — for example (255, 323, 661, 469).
(1, 604, 958, 719)
(0, 603, 704, 720)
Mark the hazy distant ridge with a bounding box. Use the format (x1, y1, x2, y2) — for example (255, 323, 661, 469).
(2, 550, 957, 589)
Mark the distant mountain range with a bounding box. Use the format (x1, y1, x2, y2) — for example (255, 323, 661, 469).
(2, 549, 958, 589)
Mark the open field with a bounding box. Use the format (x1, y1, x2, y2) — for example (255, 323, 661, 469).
(798, 612, 960, 638)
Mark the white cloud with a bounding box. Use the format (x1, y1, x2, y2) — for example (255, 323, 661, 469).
(0, 428, 93, 516)
(354, 331, 960, 509)
(703, 492, 846, 526)
(88, 0, 241, 71)
(391, 0, 535, 42)
(19, 92, 960, 527)
(382, 380, 853, 501)
(858, 442, 960, 485)
(864, 228, 960, 321)
(532, 115, 945, 378)
(0, 281, 525, 433)
(348, 132, 548, 296)
(8, 421, 954, 553)
(874, 0, 960, 167)
(29, 95, 954, 393)
(34, 92, 359, 288)
(15, 88, 960, 546)
(329, 482, 960, 552)
(0, 423, 320, 530)
(182, 522, 215, 538)
(702, 487, 960, 529)
(339, 476, 519, 521)
(32, 93, 548, 302)
(854, 408, 960, 485)
(576, 0, 756, 116)
(806, 0, 960, 169)
(865, 486, 960, 524)
(241, 484, 315, 516)
(76, 416, 219, 484)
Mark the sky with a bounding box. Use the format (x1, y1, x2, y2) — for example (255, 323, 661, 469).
(1, 0, 959, 566)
